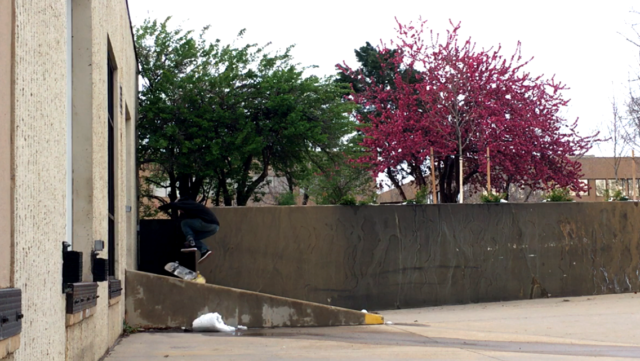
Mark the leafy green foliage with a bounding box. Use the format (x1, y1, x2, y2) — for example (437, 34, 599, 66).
(414, 188, 428, 204)
(138, 184, 161, 219)
(338, 195, 357, 205)
(404, 187, 430, 205)
(544, 188, 573, 202)
(123, 321, 139, 336)
(480, 192, 506, 203)
(336, 42, 403, 96)
(605, 189, 629, 201)
(301, 135, 376, 205)
(335, 42, 423, 200)
(136, 18, 354, 207)
(275, 192, 296, 206)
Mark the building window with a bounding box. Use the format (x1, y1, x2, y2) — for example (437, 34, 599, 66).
(630, 179, 640, 198)
(108, 51, 116, 277)
(595, 179, 607, 196)
(570, 179, 589, 196)
(582, 179, 590, 196)
(608, 179, 627, 195)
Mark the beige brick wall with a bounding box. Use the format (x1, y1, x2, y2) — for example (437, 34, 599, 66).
(88, 0, 137, 282)
(65, 0, 137, 358)
(0, 0, 13, 290)
(64, 285, 109, 361)
(6, 0, 137, 360)
(11, 0, 69, 360)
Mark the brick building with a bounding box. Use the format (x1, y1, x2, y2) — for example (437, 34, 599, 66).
(1, 1, 138, 360)
(575, 156, 640, 202)
(376, 156, 640, 203)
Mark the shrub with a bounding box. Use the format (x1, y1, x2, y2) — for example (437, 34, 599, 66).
(275, 192, 296, 206)
(414, 188, 428, 204)
(544, 188, 573, 202)
(607, 189, 629, 202)
(339, 195, 357, 205)
(480, 191, 506, 203)
(405, 188, 429, 205)
(123, 321, 138, 335)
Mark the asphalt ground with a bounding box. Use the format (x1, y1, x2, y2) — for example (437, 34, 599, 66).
(104, 293, 640, 360)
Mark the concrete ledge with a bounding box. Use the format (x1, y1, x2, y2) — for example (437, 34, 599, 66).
(125, 270, 383, 329)
(65, 306, 95, 327)
(0, 334, 20, 358)
(109, 295, 121, 307)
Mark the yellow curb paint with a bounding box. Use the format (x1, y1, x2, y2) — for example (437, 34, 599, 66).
(364, 313, 384, 325)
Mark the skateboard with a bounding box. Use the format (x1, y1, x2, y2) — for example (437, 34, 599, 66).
(164, 262, 206, 284)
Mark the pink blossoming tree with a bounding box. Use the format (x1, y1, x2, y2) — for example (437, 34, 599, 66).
(338, 19, 598, 203)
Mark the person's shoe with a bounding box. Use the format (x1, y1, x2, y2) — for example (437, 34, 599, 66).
(181, 241, 196, 252)
(198, 250, 212, 263)
(181, 237, 196, 251)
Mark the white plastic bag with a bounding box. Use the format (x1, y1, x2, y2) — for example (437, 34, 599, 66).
(192, 312, 236, 332)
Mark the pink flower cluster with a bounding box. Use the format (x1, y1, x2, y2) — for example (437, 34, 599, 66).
(338, 19, 598, 196)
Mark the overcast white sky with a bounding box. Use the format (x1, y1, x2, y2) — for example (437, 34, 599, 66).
(129, 0, 639, 156)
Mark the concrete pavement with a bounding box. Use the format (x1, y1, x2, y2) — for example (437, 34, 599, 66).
(104, 293, 640, 360)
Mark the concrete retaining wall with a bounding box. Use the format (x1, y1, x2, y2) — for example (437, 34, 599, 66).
(125, 270, 383, 329)
(174, 203, 640, 310)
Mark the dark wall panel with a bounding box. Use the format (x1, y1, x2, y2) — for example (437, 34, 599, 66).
(141, 203, 640, 310)
(139, 219, 197, 276)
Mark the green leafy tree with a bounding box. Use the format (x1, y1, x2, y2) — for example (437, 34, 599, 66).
(136, 18, 233, 205)
(301, 136, 376, 205)
(275, 192, 296, 206)
(336, 42, 400, 94)
(136, 18, 353, 207)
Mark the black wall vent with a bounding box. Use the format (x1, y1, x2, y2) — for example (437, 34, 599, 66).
(0, 288, 22, 340)
(63, 248, 83, 286)
(65, 283, 99, 314)
(108, 279, 122, 299)
(93, 258, 109, 282)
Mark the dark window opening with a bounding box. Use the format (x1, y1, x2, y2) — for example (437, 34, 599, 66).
(108, 53, 115, 277)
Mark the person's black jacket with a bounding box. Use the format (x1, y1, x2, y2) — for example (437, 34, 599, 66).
(158, 200, 219, 225)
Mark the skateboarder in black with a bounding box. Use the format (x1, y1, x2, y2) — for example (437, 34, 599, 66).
(158, 199, 218, 263)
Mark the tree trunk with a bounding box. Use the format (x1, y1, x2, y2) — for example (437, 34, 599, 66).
(409, 160, 426, 189)
(218, 173, 233, 206)
(524, 188, 533, 203)
(176, 174, 203, 201)
(438, 156, 459, 203)
(236, 151, 270, 206)
(214, 185, 221, 207)
(285, 173, 295, 193)
(386, 167, 407, 201)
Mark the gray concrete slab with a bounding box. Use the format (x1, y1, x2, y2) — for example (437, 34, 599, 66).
(125, 270, 383, 329)
(105, 293, 640, 360)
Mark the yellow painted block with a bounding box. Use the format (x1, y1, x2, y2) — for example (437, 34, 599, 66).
(364, 313, 384, 325)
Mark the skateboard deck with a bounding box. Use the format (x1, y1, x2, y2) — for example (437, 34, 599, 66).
(165, 262, 206, 283)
